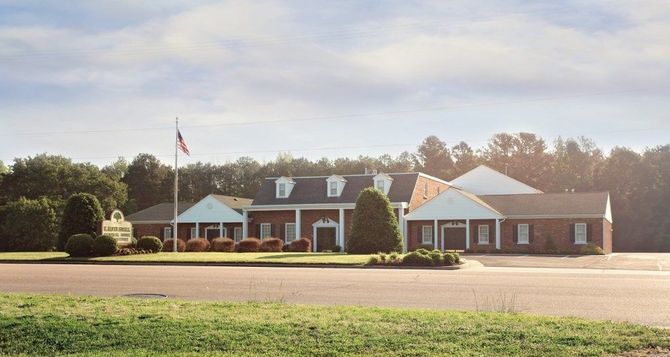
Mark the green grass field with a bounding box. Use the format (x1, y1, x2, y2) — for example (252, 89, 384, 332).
(0, 252, 370, 265)
(0, 293, 667, 356)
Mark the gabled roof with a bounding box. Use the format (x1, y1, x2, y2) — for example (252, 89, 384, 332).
(177, 194, 251, 223)
(405, 187, 503, 221)
(251, 173, 421, 205)
(125, 202, 195, 223)
(211, 195, 253, 212)
(478, 192, 610, 219)
(451, 165, 542, 195)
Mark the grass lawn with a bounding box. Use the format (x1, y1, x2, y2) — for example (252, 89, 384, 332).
(0, 294, 668, 356)
(0, 252, 370, 265)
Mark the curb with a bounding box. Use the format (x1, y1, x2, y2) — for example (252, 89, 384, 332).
(0, 259, 478, 270)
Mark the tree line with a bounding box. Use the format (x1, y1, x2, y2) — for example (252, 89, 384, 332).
(0, 132, 668, 252)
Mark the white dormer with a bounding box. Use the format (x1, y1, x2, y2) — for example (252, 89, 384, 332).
(373, 173, 393, 195)
(326, 175, 347, 197)
(275, 176, 296, 198)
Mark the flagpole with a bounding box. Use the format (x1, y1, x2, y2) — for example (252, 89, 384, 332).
(173, 117, 179, 252)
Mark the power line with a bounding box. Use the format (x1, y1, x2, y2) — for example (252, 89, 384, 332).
(0, 89, 647, 137)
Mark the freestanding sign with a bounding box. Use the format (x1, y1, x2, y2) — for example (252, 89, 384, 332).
(101, 209, 133, 246)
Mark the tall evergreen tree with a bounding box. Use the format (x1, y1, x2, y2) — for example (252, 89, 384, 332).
(415, 135, 454, 179)
(347, 187, 403, 254)
(57, 193, 104, 251)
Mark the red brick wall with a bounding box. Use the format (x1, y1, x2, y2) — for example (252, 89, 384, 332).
(132, 222, 242, 241)
(498, 218, 607, 254)
(409, 175, 451, 212)
(406, 219, 497, 251)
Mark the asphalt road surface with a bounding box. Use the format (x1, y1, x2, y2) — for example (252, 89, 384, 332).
(1, 263, 669, 327)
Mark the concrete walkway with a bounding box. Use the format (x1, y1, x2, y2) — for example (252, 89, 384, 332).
(463, 252, 670, 271)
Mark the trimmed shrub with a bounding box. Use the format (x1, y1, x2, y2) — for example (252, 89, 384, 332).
(186, 238, 210, 252)
(58, 193, 104, 251)
(333, 245, 342, 253)
(282, 243, 290, 252)
(211, 237, 235, 252)
(580, 243, 605, 255)
(93, 235, 117, 256)
(237, 238, 261, 252)
(367, 255, 380, 265)
(429, 250, 444, 266)
(65, 233, 94, 257)
(401, 251, 433, 266)
(129, 237, 138, 248)
(451, 252, 461, 264)
(137, 236, 163, 253)
(162, 239, 186, 252)
(0, 197, 59, 251)
(443, 252, 456, 266)
(415, 248, 430, 255)
(260, 237, 284, 252)
(289, 237, 311, 252)
(347, 187, 403, 254)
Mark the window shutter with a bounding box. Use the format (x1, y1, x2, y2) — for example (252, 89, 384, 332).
(570, 224, 575, 242)
(255, 224, 260, 238)
(513, 224, 518, 244)
(417, 225, 422, 243)
(587, 224, 592, 242)
(270, 224, 275, 238)
(160, 227, 164, 240)
(280, 224, 286, 241)
(529, 225, 534, 244)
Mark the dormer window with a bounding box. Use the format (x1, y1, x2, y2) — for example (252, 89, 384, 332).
(275, 176, 295, 198)
(373, 173, 393, 195)
(326, 175, 347, 197)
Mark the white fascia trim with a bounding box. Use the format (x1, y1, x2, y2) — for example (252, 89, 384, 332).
(244, 202, 408, 211)
(505, 214, 607, 220)
(127, 220, 171, 225)
(175, 219, 244, 223)
(417, 172, 452, 186)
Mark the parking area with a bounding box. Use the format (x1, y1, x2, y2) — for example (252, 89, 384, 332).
(463, 252, 670, 271)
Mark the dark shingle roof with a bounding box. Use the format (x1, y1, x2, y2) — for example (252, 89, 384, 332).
(478, 192, 609, 216)
(251, 173, 421, 205)
(125, 202, 195, 222)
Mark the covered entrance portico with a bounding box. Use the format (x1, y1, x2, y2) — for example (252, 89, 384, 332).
(312, 217, 340, 252)
(404, 188, 505, 251)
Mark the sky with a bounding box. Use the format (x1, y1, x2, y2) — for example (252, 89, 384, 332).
(1, 0, 669, 168)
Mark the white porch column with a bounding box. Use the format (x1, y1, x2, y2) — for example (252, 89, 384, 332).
(398, 207, 406, 253)
(242, 210, 248, 239)
(433, 219, 438, 250)
(465, 219, 470, 250)
(495, 219, 501, 250)
(194, 222, 199, 239)
(338, 208, 345, 249)
(219, 222, 224, 238)
(295, 209, 301, 240)
(312, 225, 317, 252)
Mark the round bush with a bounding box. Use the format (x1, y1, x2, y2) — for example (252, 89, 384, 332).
(162, 238, 186, 252)
(93, 235, 118, 256)
(211, 237, 235, 252)
(260, 237, 284, 252)
(129, 237, 138, 248)
(428, 250, 444, 266)
(282, 243, 290, 252)
(443, 252, 456, 266)
(580, 243, 604, 255)
(186, 238, 210, 252)
(65, 233, 95, 257)
(58, 193, 104, 251)
(451, 252, 461, 264)
(401, 251, 433, 266)
(237, 238, 261, 252)
(137, 236, 163, 253)
(288, 237, 311, 252)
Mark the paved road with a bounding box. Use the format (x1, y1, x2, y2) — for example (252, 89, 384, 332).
(464, 252, 670, 271)
(1, 263, 669, 327)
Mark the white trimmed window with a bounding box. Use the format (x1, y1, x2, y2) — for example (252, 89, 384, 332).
(285, 223, 296, 242)
(163, 227, 172, 239)
(376, 180, 385, 192)
(575, 223, 587, 244)
(190, 227, 198, 239)
(478, 225, 489, 244)
(260, 223, 272, 239)
(518, 224, 529, 244)
(421, 225, 433, 244)
(233, 227, 242, 242)
(278, 183, 286, 197)
(329, 181, 338, 196)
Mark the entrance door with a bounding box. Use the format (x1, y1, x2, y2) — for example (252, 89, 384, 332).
(442, 226, 466, 251)
(316, 227, 337, 252)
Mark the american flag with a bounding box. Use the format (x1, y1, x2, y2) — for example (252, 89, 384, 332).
(177, 130, 190, 156)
